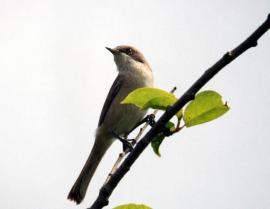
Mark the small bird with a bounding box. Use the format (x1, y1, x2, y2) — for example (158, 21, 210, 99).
(67, 45, 154, 204)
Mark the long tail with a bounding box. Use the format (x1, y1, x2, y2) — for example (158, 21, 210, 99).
(67, 136, 112, 204)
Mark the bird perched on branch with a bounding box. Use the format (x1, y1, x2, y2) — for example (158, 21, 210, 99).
(67, 45, 154, 204)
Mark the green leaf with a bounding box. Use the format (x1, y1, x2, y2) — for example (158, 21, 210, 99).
(151, 121, 175, 157)
(113, 203, 152, 209)
(165, 121, 175, 131)
(143, 97, 182, 119)
(142, 96, 176, 110)
(151, 133, 165, 157)
(176, 109, 183, 120)
(121, 87, 177, 109)
(183, 90, 229, 127)
(121, 87, 182, 119)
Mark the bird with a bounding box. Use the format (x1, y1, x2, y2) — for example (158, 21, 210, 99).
(67, 45, 154, 204)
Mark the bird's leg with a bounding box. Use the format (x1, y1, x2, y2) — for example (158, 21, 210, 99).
(108, 114, 156, 152)
(127, 114, 156, 135)
(108, 129, 134, 152)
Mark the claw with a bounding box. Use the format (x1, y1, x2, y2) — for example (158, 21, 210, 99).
(108, 129, 135, 152)
(126, 114, 157, 137)
(122, 140, 134, 152)
(147, 114, 156, 126)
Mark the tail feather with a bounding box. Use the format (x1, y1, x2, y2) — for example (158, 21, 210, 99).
(67, 137, 111, 204)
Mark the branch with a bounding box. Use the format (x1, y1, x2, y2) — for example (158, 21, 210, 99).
(88, 14, 270, 209)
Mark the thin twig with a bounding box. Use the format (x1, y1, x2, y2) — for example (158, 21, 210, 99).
(88, 14, 270, 209)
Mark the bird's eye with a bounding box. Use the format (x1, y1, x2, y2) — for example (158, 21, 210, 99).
(127, 48, 133, 55)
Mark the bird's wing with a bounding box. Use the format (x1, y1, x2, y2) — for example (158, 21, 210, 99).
(98, 74, 123, 127)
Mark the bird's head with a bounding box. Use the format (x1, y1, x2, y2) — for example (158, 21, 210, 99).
(106, 45, 151, 72)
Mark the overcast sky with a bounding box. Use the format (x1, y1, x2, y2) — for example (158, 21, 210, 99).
(0, 0, 270, 209)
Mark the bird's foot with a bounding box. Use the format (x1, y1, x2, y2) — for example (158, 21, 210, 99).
(108, 129, 135, 152)
(121, 139, 134, 152)
(127, 114, 156, 136)
(145, 113, 156, 126)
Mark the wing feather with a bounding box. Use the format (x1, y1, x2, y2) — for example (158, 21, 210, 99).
(98, 75, 123, 127)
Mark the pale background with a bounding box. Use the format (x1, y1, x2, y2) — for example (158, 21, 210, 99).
(0, 0, 270, 209)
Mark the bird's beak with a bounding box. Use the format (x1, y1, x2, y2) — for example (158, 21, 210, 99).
(105, 47, 119, 55)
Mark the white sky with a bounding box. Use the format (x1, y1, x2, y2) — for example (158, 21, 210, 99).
(0, 0, 270, 209)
